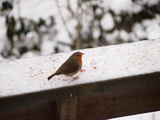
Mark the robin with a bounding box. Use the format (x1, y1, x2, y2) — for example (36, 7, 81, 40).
(47, 52, 84, 80)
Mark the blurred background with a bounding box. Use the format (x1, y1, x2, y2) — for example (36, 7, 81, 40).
(0, 0, 160, 61)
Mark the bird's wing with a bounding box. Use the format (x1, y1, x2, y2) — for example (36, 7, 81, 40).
(56, 59, 80, 75)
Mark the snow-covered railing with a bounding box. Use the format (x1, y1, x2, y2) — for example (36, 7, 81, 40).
(0, 39, 160, 120)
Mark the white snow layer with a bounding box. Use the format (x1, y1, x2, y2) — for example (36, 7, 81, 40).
(109, 110, 160, 120)
(0, 39, 160, 97)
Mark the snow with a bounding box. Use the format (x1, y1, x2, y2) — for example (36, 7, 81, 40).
(101, 13, 115, 30)
(21, 51, 39, 58)
(12, 0, 57, 21)
(107, 0, 133, 14)
(142, 19, 160, 39)
(0, 39, 160, 98)
(109, 111, 160, 120)
(132, 3, 142, 13)
(119, 30, 129, 42)
(133, 23, 146, 39)
(0, 17, 7, 53)
(146, 23, 160, 39)
(25, 32, 39, 49)
(105, 30, 119, 44)
(141, 0, 160, 6)
(41, 40, 55, 55)
(93, 27, 100, 39)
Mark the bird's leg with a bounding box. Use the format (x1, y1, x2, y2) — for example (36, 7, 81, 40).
(71, 76, 79, 81)
(68, 76, 79, 83)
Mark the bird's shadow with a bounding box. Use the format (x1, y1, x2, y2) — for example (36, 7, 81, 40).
(63, 76, 79, 83)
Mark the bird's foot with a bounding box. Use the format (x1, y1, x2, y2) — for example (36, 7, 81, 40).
(80, 69, 85, 72)
(71, 76, 79, 81)
(68, 77, 78, 83)
(63, 76, 79, 81)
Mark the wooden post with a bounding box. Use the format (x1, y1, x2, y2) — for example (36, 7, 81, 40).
(59, 97, 77, 120)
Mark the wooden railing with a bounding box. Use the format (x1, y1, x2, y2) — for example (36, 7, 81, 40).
(0, 39, 160, 120)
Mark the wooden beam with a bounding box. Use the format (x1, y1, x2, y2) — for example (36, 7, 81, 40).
(1, 39, 160, 99)
(77, 85, 160, 120)
(1, 72, 160, 110)
(0, 102, 57, 120)
(1, 72, 160, 120)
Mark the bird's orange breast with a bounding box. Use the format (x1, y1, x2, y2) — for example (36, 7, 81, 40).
(77, 56, 82, 64)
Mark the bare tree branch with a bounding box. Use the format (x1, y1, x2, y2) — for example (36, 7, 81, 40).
(55, 0, 74, 40)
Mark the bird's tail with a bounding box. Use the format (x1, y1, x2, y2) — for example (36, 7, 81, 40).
(47, 73, 56, 80)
